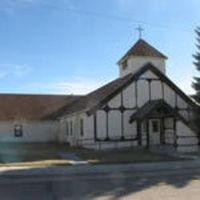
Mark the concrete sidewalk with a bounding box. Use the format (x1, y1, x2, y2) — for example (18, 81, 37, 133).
(0, 159, 200, 177)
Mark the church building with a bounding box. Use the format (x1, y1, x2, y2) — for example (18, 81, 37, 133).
(56, 39, 199, 152)
(0, 39, 198, 152)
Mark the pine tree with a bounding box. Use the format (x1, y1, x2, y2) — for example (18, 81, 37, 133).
(192, 27, 200, 135)
(192, 27, 200, 102)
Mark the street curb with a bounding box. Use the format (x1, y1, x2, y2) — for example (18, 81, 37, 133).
(0, 160, 200, 176)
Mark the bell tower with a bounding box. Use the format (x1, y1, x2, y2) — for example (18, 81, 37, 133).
(117, 39, 167, 77)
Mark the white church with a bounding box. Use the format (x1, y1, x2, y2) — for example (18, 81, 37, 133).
(0, 39, 199, 152)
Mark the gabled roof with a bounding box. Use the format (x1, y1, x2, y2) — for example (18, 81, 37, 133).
(118, 39, 167, 64)
(46, 73, 133, 119)
(129, 99, 198, 133)
(48, 63, 197, 119)
(129, 99, 178, 123)
(0, 94, 81, 121)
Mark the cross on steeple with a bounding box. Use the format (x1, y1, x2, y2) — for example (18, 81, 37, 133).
(136, 25, 144, 39)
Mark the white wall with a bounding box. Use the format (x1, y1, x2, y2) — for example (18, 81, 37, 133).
(119, 56, 166, 77)
(58, 66, 198, 152)
(96, 110, 107, 139)
(108, 110, 121, 138)
(108, 94, 121, 108)
(0, 121, 58, 143)
(123, 82, 136, 108)
(176, 121, 198, 152)
(59, 113, 95, 147)
(164, 118, 175, 145)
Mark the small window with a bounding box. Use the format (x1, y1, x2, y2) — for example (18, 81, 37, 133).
(80, 119, 84, 137)
(66, 121, 69, 136)
(14, 124, 23, 137)
(152, 120, 159, 132)
(70, 121, 73, 136)
(122, 60, 128, 70)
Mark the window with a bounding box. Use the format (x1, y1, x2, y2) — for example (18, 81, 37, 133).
(122, 60, 128, 70)
(152, 120, 159, 132)
(80, 119, 84, 137)
(14, 124, 23, 137)
(66, 121, 69, 136)
(70, 121, 73, 136)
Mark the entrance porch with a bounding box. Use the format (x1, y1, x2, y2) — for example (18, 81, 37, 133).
(129, 99, 198, 152)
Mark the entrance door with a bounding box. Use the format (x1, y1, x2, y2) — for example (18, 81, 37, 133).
(149, 119, 160, 145)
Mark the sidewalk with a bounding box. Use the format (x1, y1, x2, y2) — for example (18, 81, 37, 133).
(0, 159, 200, 177)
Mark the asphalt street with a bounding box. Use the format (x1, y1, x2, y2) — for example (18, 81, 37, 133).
(0, 166, 200, 200)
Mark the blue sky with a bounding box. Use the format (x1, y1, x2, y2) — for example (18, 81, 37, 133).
(0, 0, 199, 95)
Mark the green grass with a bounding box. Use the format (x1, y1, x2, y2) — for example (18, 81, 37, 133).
(77, 148, 180, 164)
(0, 143, 182, 167)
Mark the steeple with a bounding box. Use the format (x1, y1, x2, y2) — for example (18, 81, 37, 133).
(118, 39, 167, 77)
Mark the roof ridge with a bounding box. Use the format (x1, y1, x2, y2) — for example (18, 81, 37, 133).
(118, 39, 167, 64)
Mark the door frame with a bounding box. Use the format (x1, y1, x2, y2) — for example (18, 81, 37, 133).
(146, 118, 165, 148)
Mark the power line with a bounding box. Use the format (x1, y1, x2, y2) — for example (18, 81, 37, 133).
(43, 3, 194, 33)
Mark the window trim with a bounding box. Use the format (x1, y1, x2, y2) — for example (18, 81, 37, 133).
(70, 121, 73, 136)
(122, 60, 128, 70)
(66, 121, 69, 136)
(80, 119, 84, 137)
(14, 124, 23, 137)
(152, 120, 159, 133)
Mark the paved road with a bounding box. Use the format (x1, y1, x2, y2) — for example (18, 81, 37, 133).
(0, 167, 200, 200)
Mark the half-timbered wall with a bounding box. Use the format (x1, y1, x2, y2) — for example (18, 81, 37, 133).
(164, 118, 175, 145)
(59, 68, 198, 152)
(119, 56, 166, 77)
(59, 113, 95, 147)
(176, 121, 198, 152)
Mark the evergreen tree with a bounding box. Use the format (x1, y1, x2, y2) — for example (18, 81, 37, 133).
(192, 27, 200, 136)
(192, 27, 200, 102)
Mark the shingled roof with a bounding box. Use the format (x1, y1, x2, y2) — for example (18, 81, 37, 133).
(118, 39, 167, 64)
(47, 63, 197, 119)
(0, 94, 81, 121)
(46, 73, 133, 119)
(129, 99, 177, 123)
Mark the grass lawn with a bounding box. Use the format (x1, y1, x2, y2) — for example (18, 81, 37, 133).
(0, 143, 183, 167)
(77, 148, 180, 164)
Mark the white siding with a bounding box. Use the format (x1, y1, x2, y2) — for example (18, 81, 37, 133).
(108, 94, 121, 108)
(137, 80, 149, 107)
(177, 95, 187, 109)
(123, 82, 136, 108)
(151, 80, 162, 100)
(163, 83, 176, 107)
(96, 110, 107, 139)
(176, 121, 198, 152)
(164, 118, 175, 144)
(123, 110, 137, 138)
(119, 56, 166, 77)
(0, 121, 58, 143)
(83, 114, 94, 139)
(141, 70, 159, 79)
(108, 111, 121, 138)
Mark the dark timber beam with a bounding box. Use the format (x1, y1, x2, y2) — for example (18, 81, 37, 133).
(137, 120, 142, 146)
(94, 113, 97, 141)
(146, 120, 150, 149)
(173, 118, 177, 149)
